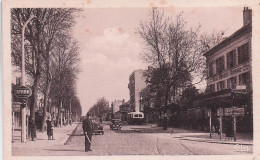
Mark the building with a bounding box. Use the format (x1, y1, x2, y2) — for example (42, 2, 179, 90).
(192, 7, 252, 133)
(11, 81, 31, 142)
(128, 69, 147, 112)
(119, 101, 132, 122)
(205, 8, 252, 93)
(112, 99, 124, 113)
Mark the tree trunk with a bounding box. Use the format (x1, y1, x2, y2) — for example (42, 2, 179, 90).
(30, 72, 41, 140)
(55, 100, 62, 127)
(41, 78, 51, 132)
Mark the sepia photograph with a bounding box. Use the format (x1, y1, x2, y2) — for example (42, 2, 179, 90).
(2, 0, 260, 159)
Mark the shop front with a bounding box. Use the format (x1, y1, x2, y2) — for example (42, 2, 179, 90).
(193, 89, 252, 140)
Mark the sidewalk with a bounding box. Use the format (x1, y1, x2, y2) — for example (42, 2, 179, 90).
(164, 126, 253, 146)
(132, 123, 253, 146)
(12, 122, 79, 156)
(175, 132, 253, 145)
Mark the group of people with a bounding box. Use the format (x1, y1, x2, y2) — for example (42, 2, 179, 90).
(45, 113, 94, 152)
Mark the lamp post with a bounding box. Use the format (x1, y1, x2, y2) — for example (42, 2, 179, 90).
(22, 15, 35, 85)
(20, 16, 36, 143)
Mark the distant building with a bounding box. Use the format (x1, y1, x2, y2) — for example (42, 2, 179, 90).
(112, 99, 124, 113)
(128, 70, 146, 112)
(191, 7, 252, 132)
(119, 101, 132, 122)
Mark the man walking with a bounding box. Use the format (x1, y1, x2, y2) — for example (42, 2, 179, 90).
(82, 113, 93, 152)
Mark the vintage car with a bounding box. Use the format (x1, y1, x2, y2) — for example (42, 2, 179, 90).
(110, 119, 122, 130)
(90, 117, 104, 135)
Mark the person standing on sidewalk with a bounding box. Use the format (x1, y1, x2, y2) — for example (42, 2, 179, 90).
(82, 113, 93, 152)
(46, 117, 54, 140)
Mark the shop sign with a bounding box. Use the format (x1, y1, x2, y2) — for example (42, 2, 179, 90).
(232, 89, 250, 94)
(217, 108, 223, 116)
(12, 102, 21, 112)
(14, 86, 32, 99)
(236, 85, 246, 90)
(232, 107, 245, 117)
(224, 107, 244, 117)
(224, 108, 233, 116)
(212, 63, 250, 82)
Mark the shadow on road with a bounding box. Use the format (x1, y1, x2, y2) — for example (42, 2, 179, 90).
(44, 149, 85, 152)
(114, 127, 203, 134)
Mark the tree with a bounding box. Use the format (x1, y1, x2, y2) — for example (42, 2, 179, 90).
(50, 36, 81, 127)
(178, 85, 199, 109)
(11, 8, 81, 137)
(138, 8, 223, 110)
(88, 97, 109, 117)
(138, 8, 199, 109)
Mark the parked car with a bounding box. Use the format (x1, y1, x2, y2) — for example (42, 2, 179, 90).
(110, 119, 122, 130)
(90, 117, 104, 135)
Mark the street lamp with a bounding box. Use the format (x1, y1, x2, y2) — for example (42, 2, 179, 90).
(21, 15, 36, 85)
(20, 15, 36, 143)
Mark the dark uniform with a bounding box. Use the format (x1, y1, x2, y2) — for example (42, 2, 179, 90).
(46, 119, 54, 140)
(82, 114, 93, 152)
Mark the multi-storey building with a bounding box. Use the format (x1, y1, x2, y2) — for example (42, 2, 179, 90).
(205, 7, 252, 93)
(191, 7, 252, 133)
(128, 70, 146, 112)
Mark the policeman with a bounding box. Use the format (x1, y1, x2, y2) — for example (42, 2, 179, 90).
(82, 113, 93, 152)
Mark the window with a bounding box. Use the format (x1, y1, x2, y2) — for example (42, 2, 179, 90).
(217, 81, 225, 91)
(238, 43, 249, 64)
(226, 50, 236, 68)
(227, 76, 237, 89)
(216, 56, 225, 74)
(208, 84, 215, 92)
(208, 61, 214, 78)
(239, 72, 250, 89)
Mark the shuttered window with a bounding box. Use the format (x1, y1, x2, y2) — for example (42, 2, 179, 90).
(238, 43, 249, 64)
(216, 56, 225, 74)
(226, 50, 236, 69)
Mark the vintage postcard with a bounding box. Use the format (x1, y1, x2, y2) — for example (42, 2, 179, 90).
(2, 0, 260, 160)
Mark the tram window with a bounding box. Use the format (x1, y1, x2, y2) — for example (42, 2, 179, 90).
(134, 114, 138, 117)
(139, 114, 142, 117)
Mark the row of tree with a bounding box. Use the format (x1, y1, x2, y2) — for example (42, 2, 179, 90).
(137, 8, 222, 114)
(88, 97, 110, 120)
(11, 8, 82, 139)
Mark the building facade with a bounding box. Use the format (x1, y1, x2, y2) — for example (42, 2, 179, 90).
(128, 70, 147, 112)
(205, 8, 252, 93)
(191, 7, 253, 133)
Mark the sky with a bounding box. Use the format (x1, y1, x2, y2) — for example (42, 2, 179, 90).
(73, 7, 243, 115)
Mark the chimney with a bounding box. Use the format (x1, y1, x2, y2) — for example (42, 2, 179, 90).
(243, 7, 252, 26)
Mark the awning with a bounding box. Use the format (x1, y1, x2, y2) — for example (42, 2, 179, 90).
(193, 89, 251, 108)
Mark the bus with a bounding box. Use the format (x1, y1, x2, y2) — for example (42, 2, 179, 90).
(127, 112, 144, 125)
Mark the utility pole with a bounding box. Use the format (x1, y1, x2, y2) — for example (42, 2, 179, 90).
(20, 16, 36, 143)
(209, 109, 212, 138)
(69, 99, 72, 125)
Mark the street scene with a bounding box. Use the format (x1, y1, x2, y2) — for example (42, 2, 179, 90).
(12, 122, 252, 156)
(10, 5, 254, 156)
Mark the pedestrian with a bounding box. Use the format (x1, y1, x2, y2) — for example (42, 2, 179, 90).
(163, 116, 168, 130)
(82, 113, 93, 152)
(46, 117, 54, 140)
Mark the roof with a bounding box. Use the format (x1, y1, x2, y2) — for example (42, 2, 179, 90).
(203, 23, 252, 57)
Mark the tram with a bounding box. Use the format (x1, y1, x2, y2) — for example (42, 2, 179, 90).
(127, 112, 144, 125)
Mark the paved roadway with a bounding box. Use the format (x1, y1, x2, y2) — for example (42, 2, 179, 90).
(55, 123, 252, 155)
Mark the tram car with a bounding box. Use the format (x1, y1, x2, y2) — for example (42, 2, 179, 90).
(127, 112, 144, 125)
